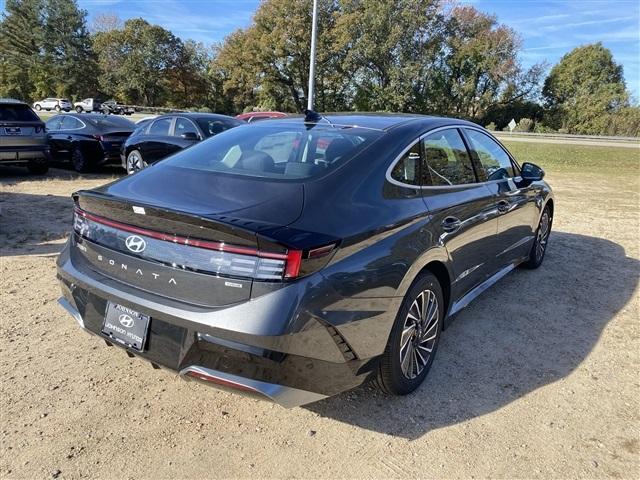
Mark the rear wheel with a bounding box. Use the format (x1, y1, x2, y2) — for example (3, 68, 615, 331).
(27, 159, 49, 175)
(34, 104, 42, 111)
(375, 272, 443, 395)
(523, 206, 552, 269)
(126, 149, 146, 174)
(54, 105, 61, 112)
(75, 106, 83, 113)
(71, 146, 91, 173)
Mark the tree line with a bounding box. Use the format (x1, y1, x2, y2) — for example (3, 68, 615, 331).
(1, 0, 638, 136)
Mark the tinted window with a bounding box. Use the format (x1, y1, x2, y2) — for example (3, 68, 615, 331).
(196, 118, 241, 138)
(0, 104, 40, 122)
(422, 129, 475, 186)
(46, 117, 63, 131)
(162, 123, 383, 180)
(149, 117, 172, 135)
(174, 117, 199, 138)
(85, 115, 134, 130)
(60, 116, 84, 130)
(390, 142, 422, 185)
(465, 129, 515, 180)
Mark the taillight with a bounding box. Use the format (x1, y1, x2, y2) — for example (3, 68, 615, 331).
(73, 208, 314, 281)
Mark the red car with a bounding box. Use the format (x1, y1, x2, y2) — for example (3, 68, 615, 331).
(236, 111, 288, 123)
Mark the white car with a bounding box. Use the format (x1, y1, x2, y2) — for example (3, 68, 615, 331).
(33, 98, 72, 112)
(74, 98, 102, 113)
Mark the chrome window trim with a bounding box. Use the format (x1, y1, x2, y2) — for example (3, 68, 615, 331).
(385, 124, 522, 190)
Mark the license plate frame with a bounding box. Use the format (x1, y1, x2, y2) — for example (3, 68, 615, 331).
(102, 302, 150, 352)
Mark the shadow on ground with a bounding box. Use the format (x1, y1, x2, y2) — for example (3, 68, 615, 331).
(306, 231, 639, 439)
(0, 191, 73, 256)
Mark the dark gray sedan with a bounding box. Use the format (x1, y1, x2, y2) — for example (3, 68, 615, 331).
(57, 113, 553, 407)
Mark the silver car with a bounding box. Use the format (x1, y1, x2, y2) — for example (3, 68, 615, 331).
(0, 98, 49, 174)
(33, 97, 72, 112)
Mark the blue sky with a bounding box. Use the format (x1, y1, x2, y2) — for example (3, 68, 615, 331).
(2, 0, 639, 98)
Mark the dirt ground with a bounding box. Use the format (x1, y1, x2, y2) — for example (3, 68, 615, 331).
(0, 164, 638, 479)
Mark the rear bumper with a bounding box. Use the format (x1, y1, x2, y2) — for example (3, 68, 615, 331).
(56, 239, 380, 407)
(0, 145, 50, 163)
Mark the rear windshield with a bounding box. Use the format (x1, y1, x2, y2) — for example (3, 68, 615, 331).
(85, 115, 134, 129)
(162, 123, 384, 179)
(0, 104, 40, 122)
(196, 117, 244, 137)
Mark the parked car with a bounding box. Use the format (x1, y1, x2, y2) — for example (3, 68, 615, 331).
(0, 98, 49, 174)
(46, 113, 135, 172)
(74, 98, 102, 113)
(135, 115, 157, 125)
(101, 99, 134, 116)
(57, 113, 553, 407)
(33, 98, 72, 112)
(121, 112, 243, 174)
(236, 111, 288, 122)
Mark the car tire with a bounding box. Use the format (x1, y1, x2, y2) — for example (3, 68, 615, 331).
(126, 149, 146, 174)
(26, 160, 49, 175)
(34, 104, 42, 111)
(522, 205, 552, 269)
(71, 146, 91, 173)
(374, 271, 443, 395)
(54, 105, 61, 112)
(75, 106, 83, 113)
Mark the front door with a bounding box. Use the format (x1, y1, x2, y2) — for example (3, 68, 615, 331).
(462, 128, 539, 269)
(420, 128, 500, 299)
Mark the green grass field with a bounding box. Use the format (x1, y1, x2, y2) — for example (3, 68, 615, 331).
(503, 141, 640, 175)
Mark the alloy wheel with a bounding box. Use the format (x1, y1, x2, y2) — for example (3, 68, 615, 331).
(535, 211, 550, 262)
(399, 289, 439, 380)
(127, 151, 143, 174)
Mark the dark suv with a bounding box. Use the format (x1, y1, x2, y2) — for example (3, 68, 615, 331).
(0, 98, 49, 174)
(57, 114, 553, 407)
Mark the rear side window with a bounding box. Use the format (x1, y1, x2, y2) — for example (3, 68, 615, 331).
(465, 129, 515, 180)
(0, 104, 39, 122)
(162, 123, 384, 180)
(390, 143, 422, 185)
(46, 117, 63, 131)
(60, 116, 84, 130)
(422, 129, 475, 186)
(149, 117, 172, 135)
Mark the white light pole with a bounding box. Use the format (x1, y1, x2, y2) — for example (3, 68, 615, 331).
(307, 0, 318, 111)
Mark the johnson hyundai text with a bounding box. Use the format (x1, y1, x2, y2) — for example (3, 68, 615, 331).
(56, 113, 553, 407)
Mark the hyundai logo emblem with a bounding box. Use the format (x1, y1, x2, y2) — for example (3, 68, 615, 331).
(118, 313, 135, 328)
(125, 235, 146, 253)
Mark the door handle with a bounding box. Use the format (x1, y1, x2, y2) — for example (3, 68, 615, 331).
(442, 216, 461, 232)
(497, 200, 510, 213)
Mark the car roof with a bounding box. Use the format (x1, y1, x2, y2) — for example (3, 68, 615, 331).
(0, 98, 28, 105)
(153, 112, 239, 121)
(264, 112, 479, 132)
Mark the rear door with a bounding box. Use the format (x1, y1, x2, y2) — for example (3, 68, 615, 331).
(462, 128, 539, 268)
(141, 117, 173, 163)
(54, 116, 85, 156)
(420, 127, 500, 299)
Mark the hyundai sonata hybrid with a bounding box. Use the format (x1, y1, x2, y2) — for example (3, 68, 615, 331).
(57, 113, 553, 407)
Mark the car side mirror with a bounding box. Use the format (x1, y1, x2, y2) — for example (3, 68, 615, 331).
(180, 132, 199, 141)
(520, 162, 544, 182)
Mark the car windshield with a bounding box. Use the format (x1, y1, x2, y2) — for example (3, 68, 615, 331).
(162, 122, 385, 180)
(0, 104, 40, 122)
(196, 118, 244, 137)
(85, 115, 134, 129)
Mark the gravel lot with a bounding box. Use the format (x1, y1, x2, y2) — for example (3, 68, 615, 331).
(0, 163, 638, 479)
